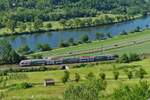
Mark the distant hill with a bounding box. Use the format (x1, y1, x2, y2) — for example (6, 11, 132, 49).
(0, 0, 150, 23)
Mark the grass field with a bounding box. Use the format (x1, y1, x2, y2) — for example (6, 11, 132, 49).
(30, 29, 150, 58)
(0, 14, 141, 36)
(3, 58, 150, 100)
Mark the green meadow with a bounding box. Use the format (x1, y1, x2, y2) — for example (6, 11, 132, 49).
(3, 58, 150, 100)
(30, 29, 150, 58)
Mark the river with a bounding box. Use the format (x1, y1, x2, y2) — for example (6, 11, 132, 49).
(4, 16, 150, 50)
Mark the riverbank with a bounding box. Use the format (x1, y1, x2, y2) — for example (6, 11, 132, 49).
(29, 29, 150, 58)
(0, 14, 142, 37)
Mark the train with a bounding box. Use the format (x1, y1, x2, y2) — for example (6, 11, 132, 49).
(19, 55, 117, 67)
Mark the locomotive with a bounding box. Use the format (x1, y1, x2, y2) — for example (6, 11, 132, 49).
(19, 55, 116, 67)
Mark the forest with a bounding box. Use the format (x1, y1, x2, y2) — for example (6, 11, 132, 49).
(0, 0, 150, 24)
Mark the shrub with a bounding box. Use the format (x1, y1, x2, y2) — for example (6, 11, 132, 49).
(119, 54, 129, 63)
(124, 69, 133, 80)
(31, 54, 43, 59)
(113, 71, 119, 80)
(135, 68, 147, 79)
(85, 72, 95, 80)
(62, 70, 70, 84)
(64, 79, 104, 100)
(75, 73, 80, 82)
(112, 81, 150, 100)
(99, 73, 106, 80)
(129, 53, 140, 62)
(14, 82, 32, 89)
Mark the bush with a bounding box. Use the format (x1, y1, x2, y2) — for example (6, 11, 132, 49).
(124, 69, 133, 80)
(113, 71, 119, 80)
(31, 54, 43, 59)
(16, 82, 32, 89)
(135, 68, 147, 79)
(112, 81, 150, 100)
(129, 53, 140, 62)
(0, 71, 7, 76)
(119, 53, 140, 63)
(62, 70, 70, 84)
(99, 73, 106, 80)
(119, 54, 129, 63)
(85, 72, 95, 80)
(75, 73, 80, 82)
(64, 79, 104, 100)
(73, 64, 87, 68)
(59, 42, 70, 47)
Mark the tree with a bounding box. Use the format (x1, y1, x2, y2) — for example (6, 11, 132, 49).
(113, 71, 119, 80)
(135, 68, 147, 79)
(106, 32, 112, 38)
(85, 72, 95, 80)
(74, 73, 80, 82)
(0, 39, 21, 64)
(59, 42, 70, 47)
(95, 32, 106, 40)
(129, 53, 140, 62)
(99, 73, 106, 80)
(112, 81, 150, 100)
(33, 19, 43, 31)
(119, 54, 129, 63)
(81, 34, 89, 43)
(36, 43, 51, 51)
(46, 22, 52, 29)
(19, 23, 27, 32)
(17, 45, 31, 55)
(95, 32, 101, 40)
(68, 38, 74, 45)
(5, 20, 17, 33)
(124, 69, 133, 80)
(64, 79, 105, 100)
(62, 70, 70, 84)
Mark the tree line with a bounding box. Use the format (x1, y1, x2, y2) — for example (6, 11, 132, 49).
(0, 0, 150, 34)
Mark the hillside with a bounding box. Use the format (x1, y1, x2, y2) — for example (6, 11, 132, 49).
(0, 0, 150, 35)
(2, 58, 150, 99)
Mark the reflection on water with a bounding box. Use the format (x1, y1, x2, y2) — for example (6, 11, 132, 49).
(3, 16, 150, 50)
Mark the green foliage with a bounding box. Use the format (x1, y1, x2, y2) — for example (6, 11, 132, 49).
(95, 32, 105, 40)
(129, 53, 141, 62)
(62, 70, 70, 84)
(46, 22, 52, 29)
(135, 68, 147, 79)
(68, 38, 75, 45)
(5, 20, 17, 33)
(33, 19, 43, 31)
(31, 54, 43, 59)
(0, 39, 21, 64)
(119, 54, 129, 63)
(124, 69, 133, 80)
(64, 79, 105, 100)
(59, 42, 70, 48)
(112, 81, 150, 100)
(99, 73, 106, 80)
(19, 23, 27, 32)
(14, 82, 32, 89)
(119, 53, 141, 63)
(85, 72, 95, 80)
(74, 73, 80, 82)
(36, 43, 51, 51)
(81, 34, 89, 43)
(17, 45, 31, 55)
(113, 71, 120, 80)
